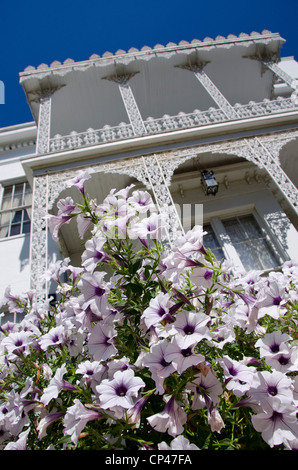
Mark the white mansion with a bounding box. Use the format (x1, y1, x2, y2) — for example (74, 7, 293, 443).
(1, 29, 298, 321)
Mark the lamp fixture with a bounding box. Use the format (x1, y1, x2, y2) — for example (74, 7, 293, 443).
(201, 170, 219, 196)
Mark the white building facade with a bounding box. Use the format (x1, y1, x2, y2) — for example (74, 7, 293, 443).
(1, 30, 298, 316)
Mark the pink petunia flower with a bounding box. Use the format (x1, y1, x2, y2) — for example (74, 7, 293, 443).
(167, 310, 212, 347)
(77, 271, 109, 314)
(248, 370, 294, 407)
(64, 168, 93, 195)
(81, 235, 110, 273)
(187, 368, 223, 410)
(2, 330, 34, 360)
(39, 325, 66, 351)
(142, 339, 176, 394)
(218, 356, 258, 397)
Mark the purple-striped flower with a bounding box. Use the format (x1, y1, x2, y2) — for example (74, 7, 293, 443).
(147, 395, 187, 437)
(96, 369, 145, 410)
(164, 336, 205, 374)
(142, 292, 174, 330)
(40, 365, 77, 406)
(87, 321, 117, 362)
(77, 271, 109, 314)
(63, 399, 102, 445)
(251, 397, 298, 448)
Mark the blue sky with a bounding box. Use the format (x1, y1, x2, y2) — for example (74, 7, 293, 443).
(0, 0, 297, 128)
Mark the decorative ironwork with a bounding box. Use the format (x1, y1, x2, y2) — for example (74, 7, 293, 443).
(49, 97, 298, 153)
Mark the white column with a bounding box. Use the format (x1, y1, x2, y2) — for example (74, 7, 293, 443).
(29, 174, 49, 301)
(106, 74, 147, 136)
(247, 137, 298, 214)
(262, 60, 295, 89)
(36, 92, 52, 154)
(180, 63, 239, 120)
(142, 155, 185, 245)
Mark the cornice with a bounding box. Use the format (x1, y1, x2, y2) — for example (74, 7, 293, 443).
(19, 30, 284, 83)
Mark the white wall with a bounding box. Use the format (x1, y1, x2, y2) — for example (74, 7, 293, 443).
(0, 234, 31, 298)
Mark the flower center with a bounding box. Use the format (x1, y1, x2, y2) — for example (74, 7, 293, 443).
(204, 270, 213, 280)
(273, 296, 282, 305)
(157, 307, 166, 317)
(270, 343, 280, 353)
(95, 286, 105, 297)
(228, 366, 238, 376)
(181, 347, 192, 357)
(278, 355, 289, 366)
(116, 385, 127, 397)
(267, 385, 278, 396)
(183, 324, 195, 335)
(160, 358, 171, 368)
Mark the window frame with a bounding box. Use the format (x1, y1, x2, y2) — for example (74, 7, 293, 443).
(204, 209, 286, 272)
(0, 181, 32, 240)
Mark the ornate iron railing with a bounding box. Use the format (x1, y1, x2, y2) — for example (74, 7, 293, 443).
(49, 97, 298, 153)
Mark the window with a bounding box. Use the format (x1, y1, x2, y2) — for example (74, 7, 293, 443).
(203, 223, 225, 262)
(203, 213, 283, 272)
(0, 182, 32, 238)
(0, 309, 25, 326)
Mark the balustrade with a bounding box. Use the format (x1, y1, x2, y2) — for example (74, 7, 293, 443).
(48, 97, 298, 153)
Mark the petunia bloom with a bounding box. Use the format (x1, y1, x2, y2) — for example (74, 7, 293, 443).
(63, 399, 102, 445)
(158, 435, 200, 450)
(87, 321, 118, 362)
(142, 292, 174, 330)
(147, 395, 187, 437)
(40, 365, 77, 406)
(164, 336, 205, 374)
(251, 397, 298, 448)
(96, 369, 145, 410)
(77, 271, 109, 315)
(142, 339, 176, 394)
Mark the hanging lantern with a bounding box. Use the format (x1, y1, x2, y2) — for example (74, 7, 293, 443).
(201, 170, 218, 196)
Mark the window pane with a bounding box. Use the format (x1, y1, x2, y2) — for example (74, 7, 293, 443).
(0, 183, 32, 239)
(0, 212, 10, 238)
(239, 215, 263, 238)
(22, 221, 31, 234)
(222, 218, 245, 243)
(11, 211, 22, 223)
(24, 184, 32, 206)
(0, 224, 9, 238)
(223, 215, 280, 271)
(10, 224, 21, 236)
(203, 224, 225, 261)
(12, 184, 24, 208)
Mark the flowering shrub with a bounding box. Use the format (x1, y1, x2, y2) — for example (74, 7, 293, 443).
(0, 169, 298, 450)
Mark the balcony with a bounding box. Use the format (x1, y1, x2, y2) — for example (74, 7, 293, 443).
(48, 96, 298, 153)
